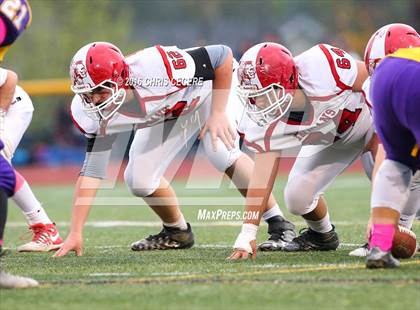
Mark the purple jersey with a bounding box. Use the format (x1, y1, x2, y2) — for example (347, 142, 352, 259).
(0, 0, 31, 47)
(371, 52, 420, 171)
(0, 139, 15, 196)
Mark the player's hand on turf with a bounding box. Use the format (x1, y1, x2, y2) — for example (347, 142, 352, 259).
(54, 233, 83, 257)
(199, 112, 236, 151)
(226, 240, 256, 261)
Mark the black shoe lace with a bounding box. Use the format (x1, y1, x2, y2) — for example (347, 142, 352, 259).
(145, 229, 168, 242)
(291, 228, 312, 245)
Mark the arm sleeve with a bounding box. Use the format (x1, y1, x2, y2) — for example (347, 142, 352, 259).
(204, 45, 231, 69)
(79, 134, 118, 179)
(185, 45, 231, 81)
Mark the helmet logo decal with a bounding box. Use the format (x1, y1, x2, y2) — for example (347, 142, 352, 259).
(238, 61, 256, 85)
(71, 60, 88, 86)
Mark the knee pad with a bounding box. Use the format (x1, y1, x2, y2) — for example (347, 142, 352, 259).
(202, 132, 242, 172)
(284, 178, 320, 215)
(124, 166, 159, 197)
(371, 159, 412, 212)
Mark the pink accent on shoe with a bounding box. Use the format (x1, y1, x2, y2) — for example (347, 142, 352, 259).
(13, 170, 25, 194)
(0, 239, 3, 246)
(369, 224, 395, 252)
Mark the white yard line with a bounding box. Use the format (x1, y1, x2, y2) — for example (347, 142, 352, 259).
(89, 273, 131, 277)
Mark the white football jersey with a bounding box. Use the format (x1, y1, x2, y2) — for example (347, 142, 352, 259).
(238, 44, 371, 153)
(0, 68, 8, 87)
(71, 45, 213, 136)
(361, 77, 372, 108)
(0, 68, 33, 114)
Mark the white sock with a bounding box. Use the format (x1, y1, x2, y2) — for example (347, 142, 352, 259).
(163, 213, 188, 230)
(263, 204, 284, 222)
(12, 181, 52, 225)
(305, 212, 333, 233)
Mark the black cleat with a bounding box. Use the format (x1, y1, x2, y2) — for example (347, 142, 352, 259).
(366, 247, 400, 269)
(283, 226, 339, 252)
(131, 223, 194, 251)
(258, 216, 296, 251)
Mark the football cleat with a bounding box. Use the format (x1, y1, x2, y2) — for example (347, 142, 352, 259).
(17, 223, 63, 252)
(283, 226, 339, 252)
(258, 216, 296, 251)
(131, 223, 194, 251)
(366, 247, 400, 269)
(349, 243, 369, 257)
(0, 270, 39, 289)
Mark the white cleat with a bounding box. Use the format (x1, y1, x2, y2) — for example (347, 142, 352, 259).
(349, 243, 368, 257)
(0, 271, 39, 289)
(17, 223, 63, 252)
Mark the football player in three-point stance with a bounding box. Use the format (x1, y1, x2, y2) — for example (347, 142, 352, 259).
(228, 41, 377, 259)
(0, 0, 38, 289)
(349, 23, 420, 258)
(55, 42, 296, 257)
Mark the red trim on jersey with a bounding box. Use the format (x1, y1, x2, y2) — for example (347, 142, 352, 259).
(244, 138, 265, 153)
(155, 45, 186, 89)
(238, 130, 265, 152)
(264, 119, 281, 152)
(361, 89, 372, 109)
(155, 45, 173, 81)
(318, 44, 352, 91)
(307, 89, 346, 102)
(69, 106, 87, 135)
(125, 88, 182, 119)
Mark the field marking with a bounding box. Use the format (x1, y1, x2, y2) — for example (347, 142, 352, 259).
(89, 273, 131, 277)
(42, 260, 420, 286)
(89, 242, 363, 249)
(6, 220, 367, 228)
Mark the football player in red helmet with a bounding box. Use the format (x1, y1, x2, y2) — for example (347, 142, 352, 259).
(228, 41, 376, 259)
(55, 41, 297, 257)
(364, 23, 420, 75)
(69, 42, 129, 120)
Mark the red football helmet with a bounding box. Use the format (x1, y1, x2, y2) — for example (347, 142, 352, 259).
(237, 42, 298, 126)
(70, 42, 129, 120)
(364, 23, 420, 75)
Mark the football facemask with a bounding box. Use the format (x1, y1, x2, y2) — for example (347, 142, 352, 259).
(237, 83, 293, 127)
(74, 81, 126, 121)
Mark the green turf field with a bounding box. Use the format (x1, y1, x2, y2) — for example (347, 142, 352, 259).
(1, 174, 419, 309)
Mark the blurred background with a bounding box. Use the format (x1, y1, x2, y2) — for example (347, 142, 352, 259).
(4, 0, 419, 168)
